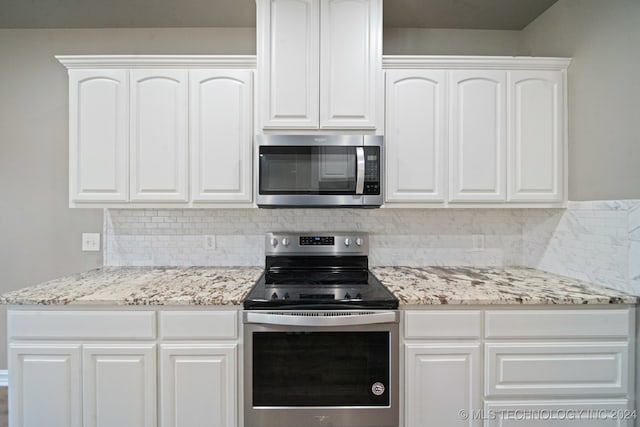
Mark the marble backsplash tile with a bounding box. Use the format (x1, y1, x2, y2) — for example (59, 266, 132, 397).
(104, 200, 640, 294)
(104, 208, 524, 267)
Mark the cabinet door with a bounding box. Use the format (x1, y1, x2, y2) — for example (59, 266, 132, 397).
(190, 70, 253, 203)
(69, 69, 128, 203)
(258, 0, 319, 129)
(320, 0, 381, 129)
(9, 343, 82, 427)
(509, 70, 564, 202)
(385, 70, 446, 203)
(405, 343, 481, 427)
(130, 69, 188, 202)
(83, 344, 156, 427)
(450, 70, 507, 202)
(160, 344, 237, 427)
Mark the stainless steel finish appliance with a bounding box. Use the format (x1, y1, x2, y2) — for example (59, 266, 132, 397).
(243, 232, 399, 427)
(256, 135, 383, 208)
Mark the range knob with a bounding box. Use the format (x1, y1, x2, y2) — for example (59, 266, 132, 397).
(355, 237, 363, 246)
(344, 238, 351, 247)
(271, 292, 278, 300)
(281, 237, 290, 247)
(270, 238, 278, 248)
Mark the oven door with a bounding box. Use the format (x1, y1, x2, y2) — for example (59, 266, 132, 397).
(256, 135, 382, 207)
(243, 310, 399, 427)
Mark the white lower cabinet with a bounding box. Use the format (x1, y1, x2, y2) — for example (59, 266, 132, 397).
(159, 344, 237, 427)
(405, 343, 481, 426)
(403, 307, 636, 427)
(82, 344, 157, 427)
(9, 343, 82, 427)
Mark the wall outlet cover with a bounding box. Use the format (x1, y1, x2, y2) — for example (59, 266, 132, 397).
(82, 233, 101, 252)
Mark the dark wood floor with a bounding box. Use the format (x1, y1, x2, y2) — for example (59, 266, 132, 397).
(0, 387, 6, 427)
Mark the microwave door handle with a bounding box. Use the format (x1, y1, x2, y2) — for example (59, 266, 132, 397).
(355, 147, 365, 195)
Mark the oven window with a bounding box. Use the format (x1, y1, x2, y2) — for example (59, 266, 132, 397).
(259, 146, 357, 194)
(252, 331, 390, 407)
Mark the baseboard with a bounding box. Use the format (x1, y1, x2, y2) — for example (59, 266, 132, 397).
(0, 369, 7, 387)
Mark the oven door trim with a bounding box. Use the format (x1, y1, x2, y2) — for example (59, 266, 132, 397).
(243, 310, 400, 427)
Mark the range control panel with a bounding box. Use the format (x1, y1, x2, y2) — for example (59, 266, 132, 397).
(265, 232, 369, 255)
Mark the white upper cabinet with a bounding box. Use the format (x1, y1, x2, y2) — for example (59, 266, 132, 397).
(69, 69, 128, 203)
(190, 70, 253, 203)
(258, 0, 319, 128)
(385, 70, 446, 203)
(59, 56, 256, 207)
(130, 69, 189, 202)
(509, 70, 563, 202)
(257, 0, 382, 130)
(450, 70, 507, 202)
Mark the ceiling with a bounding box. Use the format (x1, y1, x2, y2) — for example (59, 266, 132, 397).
(0, 0, 559, 30)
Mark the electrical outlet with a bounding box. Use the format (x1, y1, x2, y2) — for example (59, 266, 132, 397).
(82, 233, 101, 252)
(472, 234, 485, 251)
(204, 235, 216, 250)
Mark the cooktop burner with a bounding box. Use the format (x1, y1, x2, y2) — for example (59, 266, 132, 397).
(243, 232, 398, 310)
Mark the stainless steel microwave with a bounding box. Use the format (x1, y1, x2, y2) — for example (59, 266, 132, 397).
(256, 135, 383, 207)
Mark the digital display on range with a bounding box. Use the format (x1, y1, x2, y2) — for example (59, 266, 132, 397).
(300, 236, 335, 246)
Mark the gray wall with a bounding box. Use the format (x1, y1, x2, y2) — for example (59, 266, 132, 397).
(0, 27, 256, 369)
(384, 28, 522, 55)
(521, 0, 640, 200)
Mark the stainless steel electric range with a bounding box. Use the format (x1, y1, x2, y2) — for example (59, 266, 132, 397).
(243, 232, 399, 427)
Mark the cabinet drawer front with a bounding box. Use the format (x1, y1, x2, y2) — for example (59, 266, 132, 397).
(486, 343, 629, 397)
(485, 309, 631, 339)
(159, 311, 238, 340)
(8, 310, 156, 340)
(484, 400, 633, 427)
(405, 310, 481, 339)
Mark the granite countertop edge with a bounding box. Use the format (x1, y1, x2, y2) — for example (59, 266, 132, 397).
(1, 266, 637, 307)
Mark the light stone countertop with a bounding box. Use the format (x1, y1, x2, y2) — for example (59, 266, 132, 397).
(372, 266, 639, 305)
(1, 266, 637, 306)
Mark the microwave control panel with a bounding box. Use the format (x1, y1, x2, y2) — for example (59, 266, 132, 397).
(364, 146, 380, 195)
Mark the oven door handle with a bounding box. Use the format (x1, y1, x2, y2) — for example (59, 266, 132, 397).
(355, 146, 365, 195)
(244, 311, 398, 327)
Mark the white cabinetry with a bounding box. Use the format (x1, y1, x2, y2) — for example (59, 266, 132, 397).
(158, 311, 239, 427)
(383, 57, 570, 208)
(69, 69, 128, 203)
(509, 70, 564, 202)
(190, 69, 253, 203)
(130, 69, 188, 202)
(450, 70, 507, 202)
(58, 56, 256, 208)
(83, 344, 157, 427)
(404, 310, 482, 427)
(385, 70, 446, 202)
(257, 0, 381, 130)
(9, 343, 82, 427)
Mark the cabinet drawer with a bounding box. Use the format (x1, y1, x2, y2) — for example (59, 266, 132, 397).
(486, 342, 629, 397)
(159, 310, 238, 340)
(8, 310, 156, 340)
(484, 400, 633, 426)
(485, 309, 631, 339)
(405, 310, 481, 339)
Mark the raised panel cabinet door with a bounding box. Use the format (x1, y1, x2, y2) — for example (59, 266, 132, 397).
(509, 70, 564, 202)
(9, 343, 82, 427)
(130, 69, 188, 202)
(69, 69, 128, 203)
(82, 344, 157, 427)
(258, 0, 319, 128)
(159, 344, 237, 427)
(450, 70, 507, 202)
(320, 0, 381, 129)
(385, 70, 446, 203)
(405, 343, 481, 427)
(190, 70, 253, 203)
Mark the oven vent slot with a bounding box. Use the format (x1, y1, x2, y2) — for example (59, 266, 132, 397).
(264, 311, 377, 317)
